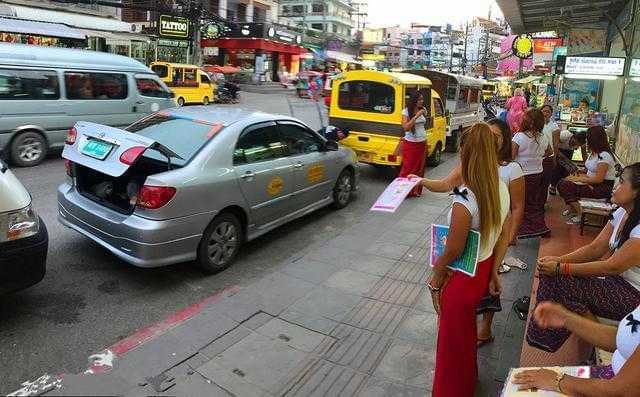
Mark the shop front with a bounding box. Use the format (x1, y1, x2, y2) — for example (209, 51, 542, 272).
(0, 16, 86, 48)
(201, 23, 304, 82)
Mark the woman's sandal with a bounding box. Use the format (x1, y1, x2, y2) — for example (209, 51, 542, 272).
(477, 335, 495, 347)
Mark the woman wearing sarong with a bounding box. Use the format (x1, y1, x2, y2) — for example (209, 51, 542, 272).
(399, 91, 427, 197)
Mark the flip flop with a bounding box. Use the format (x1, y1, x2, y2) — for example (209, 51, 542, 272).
(504, 257, 528, 270)
(477, 336, 494, 347)
(498, 264, 511, 274)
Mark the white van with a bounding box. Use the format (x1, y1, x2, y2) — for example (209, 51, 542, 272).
(0, 43, 176, 167)
(0, 159, 47, 294)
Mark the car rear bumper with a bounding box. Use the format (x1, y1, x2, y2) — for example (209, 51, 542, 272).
(0, 217, 47, 294)
(57, 182, 213, 268)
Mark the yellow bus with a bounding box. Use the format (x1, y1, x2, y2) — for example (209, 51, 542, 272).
(329, 70, 447, 166)
(150, 62, 216, 106)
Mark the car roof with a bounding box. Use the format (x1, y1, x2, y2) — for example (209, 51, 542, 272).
(0, 43, 153, 73)
(162, 106, 297, 127)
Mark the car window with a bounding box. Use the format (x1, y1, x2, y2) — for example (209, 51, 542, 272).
(200, 74, 211, 85)
(434, 98, 445, 117)
(278, 123, 323, 155)
(136, 77, 171, 98)
(151, 65, 169, 78)
(0, 68, 60, 100)
(64, 72, 128, 100)
(234, 125, 287, 165)
(337, 80, 394, 114)
(127, 114, 222, 166)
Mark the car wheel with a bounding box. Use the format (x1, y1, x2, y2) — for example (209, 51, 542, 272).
(203, 96, 210, 106)
(177, 97, 185, 107)
(197, 212, 243, 273)
(427, 143, 442, 166)
(331, 169, 354, 209)
(11, 131, 47, 167)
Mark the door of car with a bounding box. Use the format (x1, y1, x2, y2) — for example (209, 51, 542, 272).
(133, 74, 175, 114)
(233, 122, 295, 227)
(277, 121, 336, 210)
(199, 72, 214, 102)
(431, 96, 447, 152)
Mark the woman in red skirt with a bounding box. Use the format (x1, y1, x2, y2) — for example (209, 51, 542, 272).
(399, 91, 428, 197)
(414, 123, 512, 396)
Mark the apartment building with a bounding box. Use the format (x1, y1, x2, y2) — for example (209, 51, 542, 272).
(279, 0, 355, 38)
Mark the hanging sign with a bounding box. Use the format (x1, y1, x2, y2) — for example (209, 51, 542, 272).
(512, 34, 533, 59)
(564, 56, 625, 76)
(158, 15, 189, 39)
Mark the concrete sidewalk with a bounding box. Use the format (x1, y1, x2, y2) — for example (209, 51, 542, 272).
(17, 156, 540, 397)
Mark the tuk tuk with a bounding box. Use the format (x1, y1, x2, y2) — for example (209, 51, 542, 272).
(403, 70, 484, 152)
(150, 62, 216, 106)
(329, 70, 447, 166)
(482, 81, 497, 101)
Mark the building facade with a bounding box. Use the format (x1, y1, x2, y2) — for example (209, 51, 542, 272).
(464, 17, 509, 77)
(279, 0, 355, 39)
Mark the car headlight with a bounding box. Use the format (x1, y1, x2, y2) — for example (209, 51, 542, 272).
(0, 204, 39, 243)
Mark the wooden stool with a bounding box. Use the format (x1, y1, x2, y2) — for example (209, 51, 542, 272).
(579, 200, 614, 235)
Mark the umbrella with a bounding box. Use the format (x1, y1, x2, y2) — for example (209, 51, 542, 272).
(203, 65, 241, 74)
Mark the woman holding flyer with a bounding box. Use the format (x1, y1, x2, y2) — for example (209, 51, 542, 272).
(412, 123, 512, 396)
(399, 91, 428, 197)
(512, 302, 640, 395)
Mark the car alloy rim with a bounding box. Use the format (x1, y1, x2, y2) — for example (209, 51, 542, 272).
(208, 221, 238, 266)
(18, 137, 43, 162)
(337, 174, 352, 204)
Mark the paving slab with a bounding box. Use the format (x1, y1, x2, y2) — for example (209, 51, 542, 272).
(283, 285, 361, 325)
(376, 230, 422, 246)
(341, 298, 409, 335)
(255, 318, 331, 353)
(357, 376, 426, 397)
(280, 358, 369, 397)
(343, 254, 397, 277)
(278, 258, 340, 285)
(200, 326, 253, 360)
(166, 308, 239, 352)
(159, 372, 231, 396)
(367, 277, 422, 307)
(201, 332, 308, 395)
(395, 309, 438, 346)
(385, 260, 429, 284)
(320, 324, 391, 374)
(374, 339, 435, 389)
(324, 269, 382, 296)
(365, 242, 412, 260)
(278, 309, 341, 335)
(241, 312, 275, 330)
(196, 359, 266, 397)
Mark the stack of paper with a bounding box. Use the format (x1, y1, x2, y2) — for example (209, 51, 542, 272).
(502, 366, 590, 397)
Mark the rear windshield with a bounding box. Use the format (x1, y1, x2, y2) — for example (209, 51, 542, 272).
(126, 114, 222, 166)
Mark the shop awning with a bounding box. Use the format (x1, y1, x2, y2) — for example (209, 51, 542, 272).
(76, 29, 150, 43)
(8, 3, 133, 32)
(325, 50, 361, 64)
(496, 0, 627, 34)
(203, 65, 241, 74)
(0, 16, 85, 40)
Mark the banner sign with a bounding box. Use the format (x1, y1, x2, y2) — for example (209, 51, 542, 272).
(512, 34, 534, 59)
(158, 15, 189, 40)
(533, 38, 563, 54)
(564, 56, 625, 76)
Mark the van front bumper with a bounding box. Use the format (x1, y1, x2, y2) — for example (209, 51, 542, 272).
(57, 183, 213, 268)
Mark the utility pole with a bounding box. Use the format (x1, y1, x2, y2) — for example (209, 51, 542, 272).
(462, 20, 468, 75)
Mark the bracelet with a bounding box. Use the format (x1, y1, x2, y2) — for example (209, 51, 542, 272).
(561, 263, 571, 276)
(555, 372, 566, 393)
(555, 262, 560, 277)
(427, 283, 441, 292)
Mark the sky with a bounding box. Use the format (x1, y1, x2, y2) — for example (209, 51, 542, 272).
(366, 0, 504, 29)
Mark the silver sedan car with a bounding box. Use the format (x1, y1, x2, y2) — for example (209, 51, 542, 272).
(58, 107, 358, 272)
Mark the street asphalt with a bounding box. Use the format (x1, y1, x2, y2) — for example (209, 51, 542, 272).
(0, 92, 453, 394)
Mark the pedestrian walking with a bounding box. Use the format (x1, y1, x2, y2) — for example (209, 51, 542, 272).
(512, 108, 553, 238)
(398, 91, 428, 197)
(505, 88, 528, 133)
(414, 123, 511, 397)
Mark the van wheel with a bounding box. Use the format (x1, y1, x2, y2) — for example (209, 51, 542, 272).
(177, 97, 185, 107)
(331, 169, 354, 209)
(427, 143, 442, 166)
(203, 96, 210, 106)
(11, 131, 47, 167)
(196, 213, 243, 273)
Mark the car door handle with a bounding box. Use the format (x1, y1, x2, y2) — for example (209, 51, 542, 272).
(293, 163, 304, 168)
(241, 171, 255, 179)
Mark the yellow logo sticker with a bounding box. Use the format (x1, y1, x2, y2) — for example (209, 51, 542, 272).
(267, 176, 284, 196)
(307, 164, 325, 184)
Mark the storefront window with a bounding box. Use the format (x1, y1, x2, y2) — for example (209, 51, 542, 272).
(338, 81, 394, 113)
(0, 32, 83, 48)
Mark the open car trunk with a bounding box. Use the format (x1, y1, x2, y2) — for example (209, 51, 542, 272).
(74, 155, 174, 214)
(63, 121, 181, 214)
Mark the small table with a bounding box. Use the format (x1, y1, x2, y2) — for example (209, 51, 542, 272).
(579, 200, 614, 235)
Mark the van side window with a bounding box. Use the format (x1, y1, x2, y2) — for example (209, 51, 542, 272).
(136, 77, 171, 98)
(0, 68, 59, 100)
(64, 72, 128, 100)
(338, 81, 394, 114)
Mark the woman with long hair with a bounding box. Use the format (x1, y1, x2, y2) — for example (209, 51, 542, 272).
(505, 87, 528, 132)
(399, 91, 428, 196)
(512, 108, 553, 238)
(527, 163, 640, 353)
(413, 123, 512, 396)
(558, 125, 617, 224)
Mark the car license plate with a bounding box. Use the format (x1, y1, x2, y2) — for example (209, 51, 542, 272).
(81, 139, 113, 160)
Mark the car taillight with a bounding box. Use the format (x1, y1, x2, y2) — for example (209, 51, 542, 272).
(388, 154, 398, 163)
(66, 127, 77, 145)
(136, 185, 176, 210)
(64, 159, 74, 177)
(120, 146, 146, 165)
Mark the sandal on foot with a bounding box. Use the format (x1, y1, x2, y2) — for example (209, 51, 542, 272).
(477, 336, 494, 347)
(498, 264, 511, 274)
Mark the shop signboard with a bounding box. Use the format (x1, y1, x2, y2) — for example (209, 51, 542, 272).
(562, 56, 625, 76)
(512, 34, 534, 59)
(629, 59, 640, 77)
(553, 46, 567, 61)
(158, 15, 189, 40)
(223, 23, 302, 46)
(533, 38, 563, 54)
(158, 39, 189, 48)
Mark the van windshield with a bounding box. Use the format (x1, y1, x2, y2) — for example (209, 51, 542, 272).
(126, 114, 223, 166)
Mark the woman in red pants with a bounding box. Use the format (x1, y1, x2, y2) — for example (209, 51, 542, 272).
(399, 91, 428, 197)
(415, 123, 512, 396)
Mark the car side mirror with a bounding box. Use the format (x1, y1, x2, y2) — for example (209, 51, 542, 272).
(324, 140, 339, 151)
(169, 91, 176, 98)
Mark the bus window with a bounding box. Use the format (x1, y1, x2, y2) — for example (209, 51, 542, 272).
(338, 81, 394, 114)
(458, 86, 470, 109)
(151, 64, 169, 78)
(469, 88, 479, 104)
(446, 85, 457, 101)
